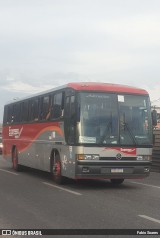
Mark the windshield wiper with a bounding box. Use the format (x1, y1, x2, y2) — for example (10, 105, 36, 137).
(122, 122, 137, 145)
(120, 112, 138, 145)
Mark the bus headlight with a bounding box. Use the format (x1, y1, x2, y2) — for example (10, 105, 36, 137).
(77, 154, 100, 160)
(137, 155, 152, 161)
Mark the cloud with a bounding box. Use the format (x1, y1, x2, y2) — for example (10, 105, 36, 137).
(1, 81, 54, 94)
(6, 76, 15, 82)
(147, 85, 160, 107)
(96, 15, 160, 48)
(0, 0, 160, 120)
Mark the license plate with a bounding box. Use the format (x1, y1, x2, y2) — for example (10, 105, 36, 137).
(111, 168, 123, 173)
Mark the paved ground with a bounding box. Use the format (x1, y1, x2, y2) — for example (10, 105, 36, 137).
(0, 156, 160, 237)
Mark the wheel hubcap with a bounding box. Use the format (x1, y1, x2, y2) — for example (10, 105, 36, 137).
(55, 161, 61, 176)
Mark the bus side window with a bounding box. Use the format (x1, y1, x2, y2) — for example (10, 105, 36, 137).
(15, 103, 21, 123)
(40, 95, 50, 121)
(10, 105, 15, 123)
(21, 101, 29, 122)
(33, 98, 39, 121)
(3, 106, 7, 125)
(28, 98, 39, 122)
(51, 92, 64, 119)
(5, 105, 10, 124)
(4, 105, 12, 125)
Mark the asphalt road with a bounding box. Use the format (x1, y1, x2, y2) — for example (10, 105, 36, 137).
(0, 155, 160, 237)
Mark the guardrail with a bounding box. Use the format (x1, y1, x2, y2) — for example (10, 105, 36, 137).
(152, 129, 160, 172)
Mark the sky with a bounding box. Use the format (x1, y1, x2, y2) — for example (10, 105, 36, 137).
(0, 0, 160, 122)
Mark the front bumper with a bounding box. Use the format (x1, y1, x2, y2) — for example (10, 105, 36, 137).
(76, 160, 151, 179)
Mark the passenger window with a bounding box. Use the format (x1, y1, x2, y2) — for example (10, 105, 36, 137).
(28, 98, 40, 122)
(51, 92, 64, 119)
(41, 96, 50, 120)
(8, 105, 14, 124)
(21, 101, 29, 122)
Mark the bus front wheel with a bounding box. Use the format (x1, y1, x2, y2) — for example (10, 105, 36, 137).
(51, 154, 65, 184)
(12, 148, 21, 171)
(110, 179, 124, 185)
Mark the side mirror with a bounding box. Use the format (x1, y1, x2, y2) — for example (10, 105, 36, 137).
(152, 109, 157, 126)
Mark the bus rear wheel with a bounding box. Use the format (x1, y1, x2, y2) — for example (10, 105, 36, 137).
(110, 179, 124, 185)
(12, 148, 21, 171)
(51, 154, 65, 184)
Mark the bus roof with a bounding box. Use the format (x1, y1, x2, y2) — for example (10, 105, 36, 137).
(5, 82, 149, 105)
(67, 82, 148, 95)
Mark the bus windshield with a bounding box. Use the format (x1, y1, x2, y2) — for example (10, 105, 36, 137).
(77, 92, 152, 145)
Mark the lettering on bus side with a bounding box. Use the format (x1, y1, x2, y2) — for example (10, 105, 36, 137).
(9, 126, 23, 139)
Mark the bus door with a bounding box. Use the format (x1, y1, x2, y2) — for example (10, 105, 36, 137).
(64, 94, 76, 145)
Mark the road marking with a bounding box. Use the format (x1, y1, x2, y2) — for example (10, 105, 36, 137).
(130, 181, 160, 189)
(139, 215, 160, 224)
(43, 182, 82, 196)
(0, 169, 19, 176)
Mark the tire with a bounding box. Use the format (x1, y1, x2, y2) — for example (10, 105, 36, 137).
(51, 154, 65, 184)
(110, 179, 124, 185)
(12, 148, 21, 171)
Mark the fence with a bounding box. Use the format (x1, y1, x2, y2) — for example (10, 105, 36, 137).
(152, 129, 160, 172)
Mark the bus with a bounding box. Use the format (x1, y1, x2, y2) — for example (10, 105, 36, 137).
(2, 82, 153, 185)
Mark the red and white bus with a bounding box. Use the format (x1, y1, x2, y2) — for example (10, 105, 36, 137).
(2, 82, 153, 184)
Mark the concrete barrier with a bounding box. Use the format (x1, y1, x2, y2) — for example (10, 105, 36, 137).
(152, 129, 160, 172)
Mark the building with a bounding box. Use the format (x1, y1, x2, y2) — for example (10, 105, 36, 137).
(151, 106, 160, 129)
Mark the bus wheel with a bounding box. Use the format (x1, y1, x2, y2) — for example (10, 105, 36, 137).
(12, 148, 21, 171)
(110, 179, 124, 185)
(51, 154, 64, 184)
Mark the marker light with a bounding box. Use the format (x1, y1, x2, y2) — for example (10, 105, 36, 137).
(137, 155, 152, 161)
(77, 154, 100, 160)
